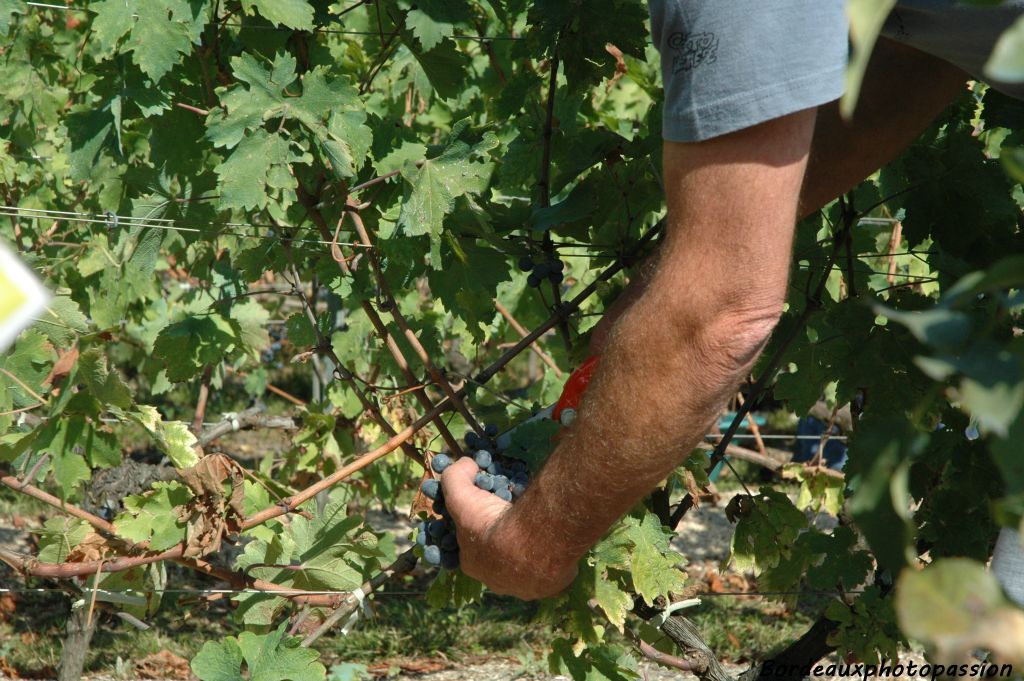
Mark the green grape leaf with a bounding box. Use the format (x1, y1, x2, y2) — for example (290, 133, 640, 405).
(985, 15, 1024, 83)
(0, 0, 24, 34)
(375, 141, 427, 176)
(405, 10, 453, 52)
(234, 504, 388, 625)
(90, 0, 206, 81)
(845, 412, 925, 571)
(426, 567, 484, 608)
(41, 417, 92, 498)
(825, 586, 902, 666)
(90, 0, 138, 55)
(0, 329, 53, 412)
(548, 639, 640, 681)
(788, 465, 845, 517)
(215, 130, 306, 211)
(129, 1, 197, 82)
(36, 516, 91, 563)
(588, 562, 633, 630)
(626, 513, 686, 606)
(192, 621, 326, 681)
(242, 0, 314, 30)
(156, 420, 200, 468)
(874, 304, 971, 352)
(402, 0, 472, 51)
(36, 296, 89, 348)
(426, 245, 509, 337)
(115, 481, 192, 550)
(407, 40, 471, 100)
(728, 487, 808, 574)
(842, 0, 898, 118)
(286, 312, 318, 347)
(229, 300, 271, 352)
(525, 0, 648, 89)
(802, 527, 873, 592)
(153, 315, 237, 382)
(208, 53, 364, 180)
(79, 347, 133, 409)
(130, 406, 200, 468)
(398, 120, 497, 260)
(504, 418, 560, 473)
(897, 558, 1024, 664)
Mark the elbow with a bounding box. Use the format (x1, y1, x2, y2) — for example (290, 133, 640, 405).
(686, 298, 784, 378)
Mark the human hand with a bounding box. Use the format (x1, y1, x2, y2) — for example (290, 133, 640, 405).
(440, 457, 578, 600)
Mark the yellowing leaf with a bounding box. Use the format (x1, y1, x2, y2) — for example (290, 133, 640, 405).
(897, 558, 1024, 664)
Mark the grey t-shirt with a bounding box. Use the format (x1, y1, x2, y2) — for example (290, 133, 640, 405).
(648, 0, 1024, 142)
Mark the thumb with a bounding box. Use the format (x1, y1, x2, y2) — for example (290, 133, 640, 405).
(440, 457, 508, 533)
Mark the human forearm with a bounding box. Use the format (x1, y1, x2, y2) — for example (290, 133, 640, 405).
(443, 111, 815, 600)
(504, 266, 779, 569)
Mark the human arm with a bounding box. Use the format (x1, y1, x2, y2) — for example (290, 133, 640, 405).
(441, 108, 816, 600)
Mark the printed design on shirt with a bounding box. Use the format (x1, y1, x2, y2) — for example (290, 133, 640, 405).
(667, 31, 719, 72)
(889, 11, 910, 40)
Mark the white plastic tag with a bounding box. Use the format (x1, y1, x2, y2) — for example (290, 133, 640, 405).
(0, 242, 50, 352)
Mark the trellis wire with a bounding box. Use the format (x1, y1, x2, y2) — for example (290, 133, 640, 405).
(0, 206, 370, 250)
(22, 2, 524, 41)
(19, 414, 848, 440)
(0, 586, 865, 598)
(3, 206, 930, 269)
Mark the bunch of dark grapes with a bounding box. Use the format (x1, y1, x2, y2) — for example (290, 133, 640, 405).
(261, 326, 285, 369)
(415, 423, 531, 569)
(518, 254, 565, 288)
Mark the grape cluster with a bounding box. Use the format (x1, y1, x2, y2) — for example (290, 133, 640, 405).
(518, 254, 565, 288)
(415, 423, 531, 569)
(261, 326, 285, 369)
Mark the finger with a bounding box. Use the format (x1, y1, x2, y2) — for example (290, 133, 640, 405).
(440, 457, 507, 533)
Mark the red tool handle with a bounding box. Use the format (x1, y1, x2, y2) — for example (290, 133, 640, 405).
(552, 354, 601, 421)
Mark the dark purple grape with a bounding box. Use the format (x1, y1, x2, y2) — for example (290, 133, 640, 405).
(424, 545, 441, 565)
(518, 255, 534, 271)
(474, 450, 492, 469)
(492, 474, 509, 491)
(474, 472, 494, 491)
(416, 521, 429, 546)
(486, 462, 498, 475)
(431, 453, 452, 474)
(440, 550, 460, 569)
(511, 482, 527, 498)
(495, 487, 512, 502)
(527, 272, 541, 288)
(484, 423, 498, 437)
(548, 270, 564, 285)
(440, 533, 459, 551)
(552, 259, 565, 272)
(421, 479, 440, 500)
(465, 431, 479, 449)
(428, 519, 447, 539)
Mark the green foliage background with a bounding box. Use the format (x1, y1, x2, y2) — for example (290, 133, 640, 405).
(2, 0, 1024, 677)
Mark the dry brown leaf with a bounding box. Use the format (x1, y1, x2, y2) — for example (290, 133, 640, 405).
(176, 454, 245, 558)
(42, 345, 78, 388)
(65, 531, 112, 564)
(134, 649, 192, 680)
(0, 593, 16, 622)
(0, 656, 19, 679)
(682, 469, 702, 509)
